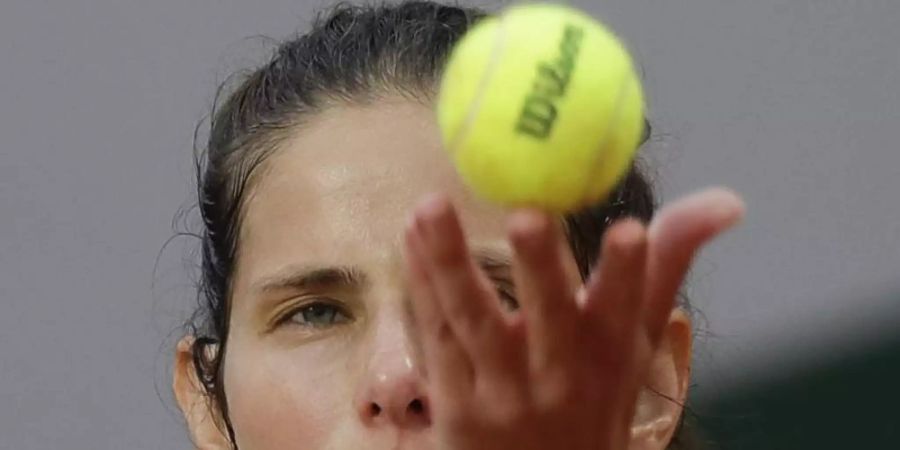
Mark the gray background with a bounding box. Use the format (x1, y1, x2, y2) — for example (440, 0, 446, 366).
(1, 0, 898, 448)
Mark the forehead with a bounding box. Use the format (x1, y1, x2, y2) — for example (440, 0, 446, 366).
(235, 98, 508, 281)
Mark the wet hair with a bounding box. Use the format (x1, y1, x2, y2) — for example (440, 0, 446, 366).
(186, 1, 697, 448)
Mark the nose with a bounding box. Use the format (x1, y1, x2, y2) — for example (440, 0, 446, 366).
(355, 316, 431, 430)
(356, 366, 430, 429)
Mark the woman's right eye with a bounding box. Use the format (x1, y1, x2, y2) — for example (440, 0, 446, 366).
(283, 301, 351, 328)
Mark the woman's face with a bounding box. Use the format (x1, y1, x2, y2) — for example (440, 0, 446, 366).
(223, 98, 516, 449)
(176, 96, 698, 450)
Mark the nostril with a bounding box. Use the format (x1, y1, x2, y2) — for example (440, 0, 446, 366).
(370, 403, 382, 417)
(407, 399, 424, 415)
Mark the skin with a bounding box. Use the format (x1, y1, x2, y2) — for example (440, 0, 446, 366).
(174, 97, 745, 450)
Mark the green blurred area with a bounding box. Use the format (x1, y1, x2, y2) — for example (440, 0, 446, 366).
(695, 332, 900, 449)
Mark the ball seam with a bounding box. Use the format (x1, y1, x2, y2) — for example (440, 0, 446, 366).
(447, 10, 512, 158)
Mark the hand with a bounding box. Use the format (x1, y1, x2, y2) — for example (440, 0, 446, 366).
(404, 188, 745, 450)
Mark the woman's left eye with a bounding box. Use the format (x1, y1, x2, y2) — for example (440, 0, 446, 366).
(493, 279, 520, 312)
(285, 302, 351, 328)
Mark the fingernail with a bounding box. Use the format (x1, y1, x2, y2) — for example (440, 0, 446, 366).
(706, 188, 746, 227)
(416, 193, 452, 229)
(508, 209, 551, 239)
(508, 210, 555, 256)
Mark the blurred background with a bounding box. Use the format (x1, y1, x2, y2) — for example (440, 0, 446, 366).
(1, 0, 898, 448)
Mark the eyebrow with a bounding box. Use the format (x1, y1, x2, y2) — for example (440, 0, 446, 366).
(252, 247, 508, 296)
(253, 265, 367, 295)
(472, 248, 512, 273)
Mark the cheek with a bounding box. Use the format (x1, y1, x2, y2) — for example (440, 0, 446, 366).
(223, 339, 357, 450)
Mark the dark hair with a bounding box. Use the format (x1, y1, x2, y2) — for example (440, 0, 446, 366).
(187, 1, 695, 448)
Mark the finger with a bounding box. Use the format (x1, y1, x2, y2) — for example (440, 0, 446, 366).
(581, 219, 649, 417)
(404, 219, 473, 398)
(644, 187, 745, 345)
(508, 209, 581, 374)
(412, 194, 522, 380)
(583, 219, 648, 354)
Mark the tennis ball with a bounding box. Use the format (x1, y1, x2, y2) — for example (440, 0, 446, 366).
(437, 3, 645, 213)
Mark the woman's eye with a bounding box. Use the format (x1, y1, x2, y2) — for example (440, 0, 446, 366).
(286, 302, 351, 328)
(494, 281, 520, 311)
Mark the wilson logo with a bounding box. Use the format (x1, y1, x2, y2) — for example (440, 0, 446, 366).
(515, 24, 585, 140)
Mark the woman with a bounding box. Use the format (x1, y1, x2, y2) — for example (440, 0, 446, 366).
(173, 2, 745, 449)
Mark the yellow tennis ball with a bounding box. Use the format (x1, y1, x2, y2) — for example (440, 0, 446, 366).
(437, 3, 645, 213)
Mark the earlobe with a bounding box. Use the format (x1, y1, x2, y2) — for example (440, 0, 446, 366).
(629, 310, 693, 450)
(173, 336, 231, 450)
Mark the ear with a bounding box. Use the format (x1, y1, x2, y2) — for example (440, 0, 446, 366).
(628, 309, 693, 450)
(173, 336, 232, 450)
